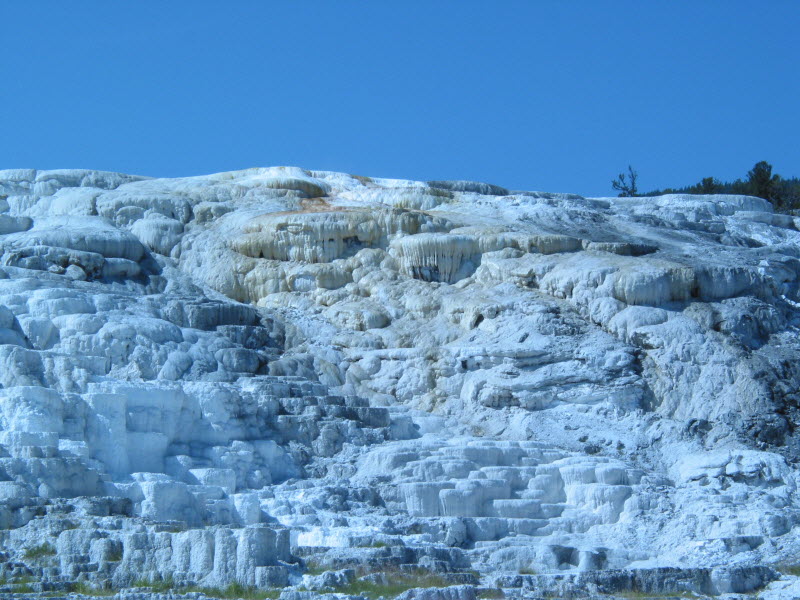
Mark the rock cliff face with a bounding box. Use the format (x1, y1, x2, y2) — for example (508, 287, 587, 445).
(0, 166, 798, 599)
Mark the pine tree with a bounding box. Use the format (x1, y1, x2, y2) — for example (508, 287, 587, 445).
(747, 161, 781, 201)
(611, 166, 638, 197)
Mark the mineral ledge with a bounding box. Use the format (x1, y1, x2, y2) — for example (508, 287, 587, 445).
(0, 167, 798, 599)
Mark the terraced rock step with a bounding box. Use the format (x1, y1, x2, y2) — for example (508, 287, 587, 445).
(0, 167, 798, 599)
(495, 565, 779, 596)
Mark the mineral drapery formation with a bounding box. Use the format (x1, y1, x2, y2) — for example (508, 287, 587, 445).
(0, 167, 798, 599)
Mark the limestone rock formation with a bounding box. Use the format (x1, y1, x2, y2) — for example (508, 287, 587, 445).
(0, 166, 798, 599)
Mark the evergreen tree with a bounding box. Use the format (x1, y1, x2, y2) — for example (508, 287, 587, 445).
(611, 166, 638, 197)
(698, 177, 721, 194)
(631, 161, 800, 212)
(747, 161, 781, 201)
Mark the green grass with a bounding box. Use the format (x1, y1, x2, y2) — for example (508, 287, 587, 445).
(3, 575, 36, 594)
(477, 588, 504, 599)
(24, 542, 56, 559)
(780, 563, 800, 577)
(132, 576, 176, 593)
(334, 569, 452, 600)
(611, 591, 698, 599)
(192, 583, 281, 599)
(16, 576, 284, 600)
(129, 567, 459, 600)
(71, 582, 117, 596)
(353, 539, 390, 548)
(131, 578, 280, 599)
(517, 567, 537, 575)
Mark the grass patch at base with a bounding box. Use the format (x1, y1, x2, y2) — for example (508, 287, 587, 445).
(611, 591, 699, 599)
(184, 583, 281, 600)
(131, 578, 280, 599)
(71, 582, 117, 597)
(335, 569, 452, 600)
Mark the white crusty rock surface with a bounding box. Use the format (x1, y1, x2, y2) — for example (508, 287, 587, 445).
(0, 166, 799, 599)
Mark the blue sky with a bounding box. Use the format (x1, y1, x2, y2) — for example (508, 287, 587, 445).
(1, 2, 798, 196)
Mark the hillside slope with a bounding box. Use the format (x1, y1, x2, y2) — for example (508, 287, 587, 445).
(0, 167, 798, 599)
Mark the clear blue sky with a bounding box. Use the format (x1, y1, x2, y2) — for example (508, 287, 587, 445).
(2, 2, 798, 196)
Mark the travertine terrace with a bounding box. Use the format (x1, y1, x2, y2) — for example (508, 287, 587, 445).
(0, 166, 799, 599)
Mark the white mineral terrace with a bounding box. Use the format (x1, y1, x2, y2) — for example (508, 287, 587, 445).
(0, 166, 798, 599)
